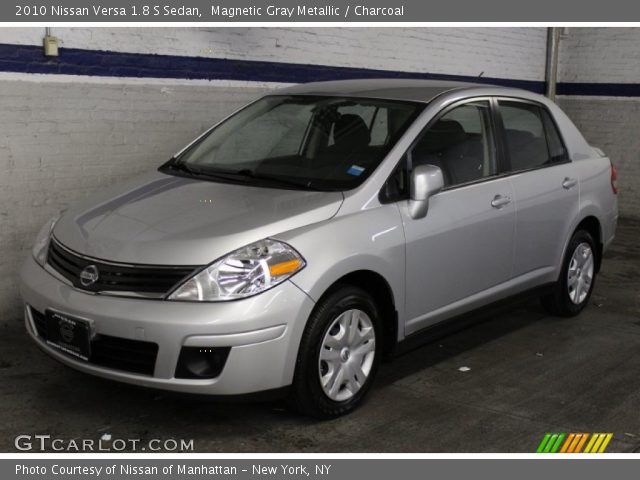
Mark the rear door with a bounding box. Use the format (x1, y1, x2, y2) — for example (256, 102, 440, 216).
(495, 99, 579, 281)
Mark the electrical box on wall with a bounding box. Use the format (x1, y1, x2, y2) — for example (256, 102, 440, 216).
(43, 35, 59, 56)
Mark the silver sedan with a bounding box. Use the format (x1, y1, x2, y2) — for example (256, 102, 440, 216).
(20, 79, 618, 417)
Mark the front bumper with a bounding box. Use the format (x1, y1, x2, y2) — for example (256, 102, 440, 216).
(19, 255, 315, 395)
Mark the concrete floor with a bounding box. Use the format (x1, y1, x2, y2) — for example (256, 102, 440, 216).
(1, 219, 639, 453)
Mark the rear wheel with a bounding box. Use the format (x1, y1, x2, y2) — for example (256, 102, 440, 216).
(541, 230, 597, 317)
(289, 285, 381, 418)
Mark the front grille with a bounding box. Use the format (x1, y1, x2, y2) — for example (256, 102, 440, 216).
(47, 238, 197, 296)
(29, 307, 158, 376)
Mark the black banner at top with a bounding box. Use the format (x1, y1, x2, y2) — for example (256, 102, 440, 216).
(5, 0, 640, 22)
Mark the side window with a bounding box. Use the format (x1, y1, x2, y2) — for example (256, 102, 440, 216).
(498, 101, 567, 171)
(381, 157, 409, 202)
(409, 100, 497, 187)
(540, 108, 569, 162)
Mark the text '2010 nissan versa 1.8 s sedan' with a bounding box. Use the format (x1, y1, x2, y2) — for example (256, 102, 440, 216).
(20, 79, 618, 418)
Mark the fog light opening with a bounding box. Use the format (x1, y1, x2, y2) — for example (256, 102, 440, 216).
(175, 346, 231, 379)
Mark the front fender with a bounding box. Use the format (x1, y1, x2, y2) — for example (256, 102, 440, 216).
(275, 204, 406, 339)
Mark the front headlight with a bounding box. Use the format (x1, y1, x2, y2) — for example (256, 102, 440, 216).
(168, 239, 306, 302)
(32, 213, 62, 267)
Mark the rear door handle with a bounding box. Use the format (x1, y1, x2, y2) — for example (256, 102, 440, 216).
(562, 177, 578, 190)
(491, 194, 511, 209)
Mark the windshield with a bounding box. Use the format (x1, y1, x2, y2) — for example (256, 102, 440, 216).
(164, 95, 423, 191)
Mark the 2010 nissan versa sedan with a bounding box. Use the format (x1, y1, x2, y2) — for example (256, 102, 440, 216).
(20, 79, 618, 417)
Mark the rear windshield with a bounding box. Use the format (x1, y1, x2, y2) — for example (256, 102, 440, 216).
(168, 95, 423, 191)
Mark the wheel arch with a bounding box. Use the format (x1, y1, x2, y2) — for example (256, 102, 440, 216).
(560, 213, 603, 275)
(573, 215, 603, 272)
(314, 270, 399, 358)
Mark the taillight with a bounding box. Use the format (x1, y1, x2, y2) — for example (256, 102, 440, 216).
(611, 161, 618, 194)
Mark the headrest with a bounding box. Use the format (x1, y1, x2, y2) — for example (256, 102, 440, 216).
(415, 119, 466, 154)
(431, 119, 465, 134)
(333, 114, 371, 150)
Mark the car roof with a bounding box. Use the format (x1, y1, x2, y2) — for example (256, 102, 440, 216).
(277, 78, 523, 103)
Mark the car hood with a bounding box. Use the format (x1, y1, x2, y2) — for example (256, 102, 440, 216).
(53, 171, 343, 265)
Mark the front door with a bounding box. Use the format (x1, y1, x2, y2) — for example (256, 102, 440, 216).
(397, 99, 516, 335)
(401, 177, 516, 334)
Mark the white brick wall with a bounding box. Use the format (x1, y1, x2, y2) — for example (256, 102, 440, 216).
(0, 27, 550, 320)
(0, 27, 548, 80)
(558, 98, 640, 218)
(0, 78, 269, 319)
(557, 27, 640, 219)
(558, 27, 640, 83)
(3, 26, 640, 322)
(2, 25, 638, 325)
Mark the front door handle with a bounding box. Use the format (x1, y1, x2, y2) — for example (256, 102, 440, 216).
(562, 177, 578, 190)
(491, 194, 511, 209)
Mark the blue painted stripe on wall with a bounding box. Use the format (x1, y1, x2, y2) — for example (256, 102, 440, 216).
(0, 43, 545, 92)
(557, 82, 640, 97)
(0, 43, 638, 97)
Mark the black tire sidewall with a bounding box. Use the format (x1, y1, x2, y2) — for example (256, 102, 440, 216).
(558, 230, 597, 315)
(291, 285, 382, 418)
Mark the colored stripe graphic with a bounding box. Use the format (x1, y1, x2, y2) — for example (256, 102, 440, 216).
(536, 434, 552, 453)
(559, 433, 589, 453)
(573, 433, 590, 453)
(536, 433, 565, 453)
(584, 433, 613, 453)
(537, 433, 613, 453)
(559, 433, 576, 453)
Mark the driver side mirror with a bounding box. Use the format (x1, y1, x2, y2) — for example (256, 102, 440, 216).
(409, 164, 444, 219)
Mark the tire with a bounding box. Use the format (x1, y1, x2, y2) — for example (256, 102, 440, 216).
(288, 285, 382, 419)
(541, 230, 597, 317)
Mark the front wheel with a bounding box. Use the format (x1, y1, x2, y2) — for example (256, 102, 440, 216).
(288, 285, 381, 418)
(541, 229, 597, 317)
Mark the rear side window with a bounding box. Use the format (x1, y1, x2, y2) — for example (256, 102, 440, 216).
(540, 108, 569, 162)
(498, 101, 568, 172)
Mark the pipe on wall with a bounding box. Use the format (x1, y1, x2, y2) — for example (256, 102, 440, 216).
(545, 27, 561, 101)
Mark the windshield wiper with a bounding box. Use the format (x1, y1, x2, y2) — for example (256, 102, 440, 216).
(164, 161, 205, 176)
(164, 161, 320, 191)
(165, 162, 239, 182)
(230, 169, 317, 190)
(167, 161, 194, 174)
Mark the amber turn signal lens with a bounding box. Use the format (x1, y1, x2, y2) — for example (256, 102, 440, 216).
(269, 259, 303, 277)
